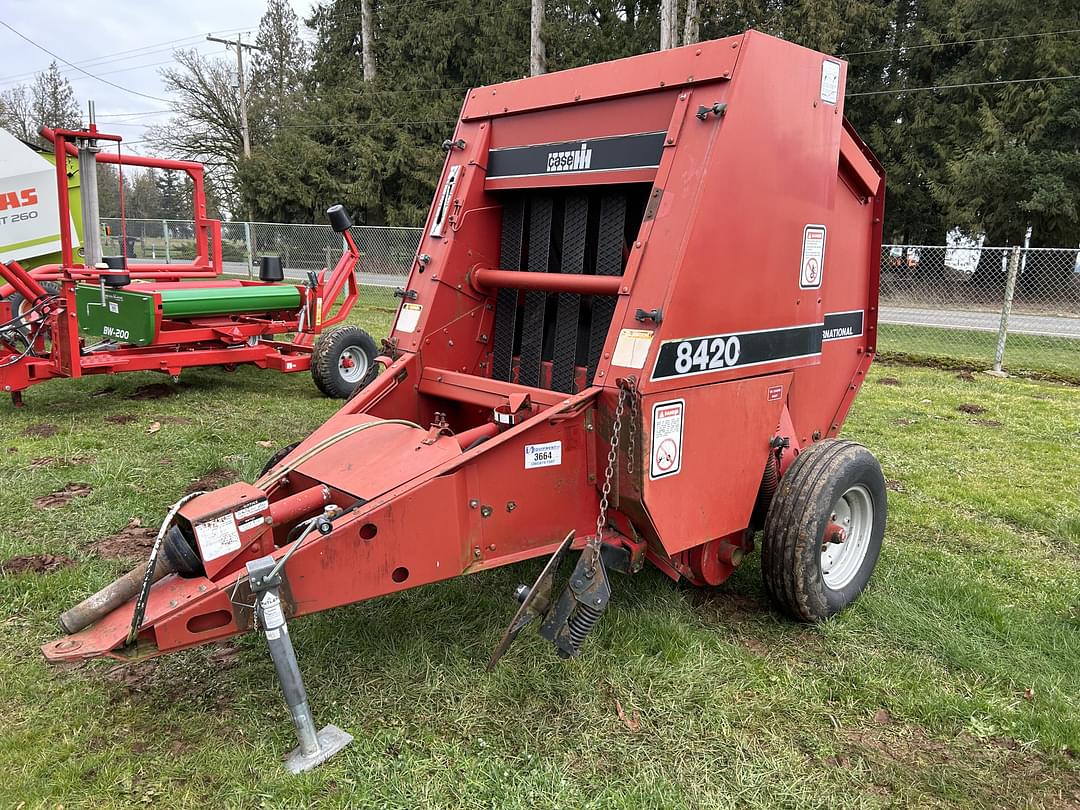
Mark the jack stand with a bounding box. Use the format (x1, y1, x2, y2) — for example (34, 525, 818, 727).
(246, 556, 353, 774)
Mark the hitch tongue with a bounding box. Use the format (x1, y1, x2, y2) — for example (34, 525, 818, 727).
(246, 555, 352, 773)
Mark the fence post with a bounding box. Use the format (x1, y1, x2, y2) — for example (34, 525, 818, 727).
(162, 220, 171, 264)
(244, 222, 255, 279)
(992, 246, 1021, 374)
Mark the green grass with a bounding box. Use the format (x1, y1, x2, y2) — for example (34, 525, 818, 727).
(879, 323, 1080, 383)
(0, 306, 1078, 807)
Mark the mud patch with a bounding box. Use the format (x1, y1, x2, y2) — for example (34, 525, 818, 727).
(105, 414, 137, 425)
(158, 415, 193, 426)
(974, 418, 1004, 428)
(689, 590, 766, 625)
(28, 453, 92, 469)
(93, 518, 157, 561)
(207, 642, 243, 669)
(0, 554, 75, 576)
(126, 383, 178, 401)
(834, 722, 1080, 805)
(33, 482, 92, 509)
(23, 423, 59, 438)
(105, 660, 158, 696)
(957, 403, 987, 414)
(877, 377, 902, 386)
(956, 370, 976, 381)
(885, 479, 906, 492)
(92, 386, 116, 398)
(186, 467, 238, 494)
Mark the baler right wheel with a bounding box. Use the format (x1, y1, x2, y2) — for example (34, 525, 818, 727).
(259, 441, 301, 478)
(761, 439, 886, 622)
(310, 325, 377, 399)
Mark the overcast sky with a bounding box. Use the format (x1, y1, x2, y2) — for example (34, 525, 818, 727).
(1, 0, 313, 152)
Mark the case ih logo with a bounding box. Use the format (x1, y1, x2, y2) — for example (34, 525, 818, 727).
(0, 188, 38, 211)
(546, 143, 592, 173)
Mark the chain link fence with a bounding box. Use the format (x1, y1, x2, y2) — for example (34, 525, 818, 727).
(879, 244, 1080, 380)
(102, 218, 421, 312)
(100, 220, 1079, 379)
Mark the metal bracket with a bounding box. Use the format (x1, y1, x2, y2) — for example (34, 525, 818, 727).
(696, 102, 727, 120)
(394, 288, 418, 301)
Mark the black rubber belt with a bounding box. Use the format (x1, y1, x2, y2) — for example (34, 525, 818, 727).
(586, 193, 626, 384)
(550, 195, 588, 394)
(517, 196, 553, 389)
(491, 196, 525, 382)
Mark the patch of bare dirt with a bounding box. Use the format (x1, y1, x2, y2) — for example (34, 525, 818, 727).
(689, 590, 766, 625)
(886, 479, 906, 492)
(975, 418, 1004, 427)
(28, 453, 92, 469)
(93, 518, 157, 561)
(126, 383, 178, 401)
(185, 467, 238, 494)
(0, 554, 75, 576)
(957, 403, 987, 414)
(23, 423, 59, 438)
(956, 370, 976, 381)
(105, 414, 137, 425)
(105, 660, 158, 697)
(92, 386, 116, 398)
(831, 720, 1080, 806)
(207, 642, 243, 669)
(33, 482, 92, 509)
(877, 377, 902, 386)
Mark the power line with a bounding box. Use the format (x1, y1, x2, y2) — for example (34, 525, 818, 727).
(847, 74, 1080, 97)
(841, 27, 1080, 57)
(0, 19, 172, 103)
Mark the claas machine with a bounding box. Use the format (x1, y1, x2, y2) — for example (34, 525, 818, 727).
(0, 126, 377, 405)
(45, 31, 887, 771)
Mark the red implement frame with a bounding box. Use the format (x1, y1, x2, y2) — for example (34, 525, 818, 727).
(45, 32, 885, 664)
(0, 126, 361, 404)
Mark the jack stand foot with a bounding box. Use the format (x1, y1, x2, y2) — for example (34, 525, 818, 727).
(284, 724, 354, 774)
(247, 555, 353, 773)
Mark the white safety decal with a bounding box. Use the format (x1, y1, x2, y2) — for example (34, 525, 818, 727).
(820, 60, 841, 104)
(238, 517, 265, 534)
(396, 302, 422, 333)
(234, 498, 269, 521)
(611, 328, 654, 369)
(524, 441, 562, 469)
(650, 399, 684, 480)
(800, 224, 826, 289)
(193, 513, 241, 561)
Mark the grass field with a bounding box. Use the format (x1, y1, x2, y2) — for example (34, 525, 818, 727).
(878, 323, 1080, 383)
(0, 305, 1077, 808)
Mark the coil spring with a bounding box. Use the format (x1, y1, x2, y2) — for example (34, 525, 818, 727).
(566, 602, 604, 652)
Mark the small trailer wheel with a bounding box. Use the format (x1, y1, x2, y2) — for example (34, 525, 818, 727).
(310, 325, 378, 399)
(5, 281, 60, 341)
(761, 439, 886, 622)
(347, 361, 382, 401)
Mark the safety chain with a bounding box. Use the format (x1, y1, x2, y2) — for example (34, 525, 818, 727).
(590, 377, 638, 570)
(625, 378, 640, 475)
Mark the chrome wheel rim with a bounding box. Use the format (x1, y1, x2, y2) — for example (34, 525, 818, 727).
(820, 484, 874, 590)
(338, 346, 369, 383)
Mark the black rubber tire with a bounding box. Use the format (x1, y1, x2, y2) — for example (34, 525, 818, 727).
(5, 280, 60, 341)
(259, 440, 301, 478)
(347, 361, 383, 401)
(310, 325, 378, 399)
(761, 439, 886, 622)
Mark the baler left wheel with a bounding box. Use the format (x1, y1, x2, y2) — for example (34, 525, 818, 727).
(311, 325, 378, 399)
(760, 439, 886, 622)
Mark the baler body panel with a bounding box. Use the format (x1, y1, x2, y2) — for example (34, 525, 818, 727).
(44, 31, 885, 665)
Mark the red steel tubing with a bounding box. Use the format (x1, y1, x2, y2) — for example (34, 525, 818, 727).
(470, 267, 623, 296)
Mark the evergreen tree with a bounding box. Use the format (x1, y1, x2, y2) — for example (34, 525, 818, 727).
(32, 62, 83, 135)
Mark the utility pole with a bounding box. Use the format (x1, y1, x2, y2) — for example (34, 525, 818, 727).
(360, 0, 376, 81)
(206, 33, 264, 160)
(660, 0, 676, 50)
(530, 0, 546, 76)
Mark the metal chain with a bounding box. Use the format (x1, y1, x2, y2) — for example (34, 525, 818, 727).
(590, 378, 637, 570)
(625, 378, 639, 475)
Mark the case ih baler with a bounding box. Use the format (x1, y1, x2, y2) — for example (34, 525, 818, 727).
(45, 31, 886, 771)
(0, 126, 376, 404)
